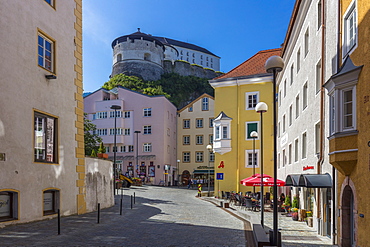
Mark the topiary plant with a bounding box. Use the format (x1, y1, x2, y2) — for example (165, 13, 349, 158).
(292, 195, 299, 209)
(285, 195, 291, 207)
(98, 142, 106, 153)
(90, 149, 97, 157)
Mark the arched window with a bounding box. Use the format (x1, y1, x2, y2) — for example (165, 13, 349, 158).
(117, 54, 122, 62)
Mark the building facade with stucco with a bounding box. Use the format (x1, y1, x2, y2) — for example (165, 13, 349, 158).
(0, 0, 86, 226)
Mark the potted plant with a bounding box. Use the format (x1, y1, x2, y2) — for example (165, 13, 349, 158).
(97, 142, 108, 159)
(283, 195, 291, 213)
(291, 207, 299, 221)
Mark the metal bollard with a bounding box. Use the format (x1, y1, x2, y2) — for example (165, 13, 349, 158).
(97, 203, 100, 224)
(120, 198, 123, 215)
(134, 192, 136, 204)
(131, 195, 133, 209)
(57, 209, 60, 235)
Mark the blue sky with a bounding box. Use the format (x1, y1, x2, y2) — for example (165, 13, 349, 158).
(83, 0, 296, 92)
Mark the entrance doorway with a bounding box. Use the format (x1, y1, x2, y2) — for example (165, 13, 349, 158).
(341, 185, 355, 246)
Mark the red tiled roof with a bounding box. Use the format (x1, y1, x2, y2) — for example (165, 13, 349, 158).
(215, 48, 282, 80)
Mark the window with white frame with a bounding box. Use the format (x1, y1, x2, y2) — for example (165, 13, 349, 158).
(96, 112, 107, 119)
(97, 129, 107, 136)
(183, 152, 190, 162)
(38, 32, 54, 72)
(290, 64, 294, 85)
(289, 105, 293, 126)
(124, 128, 130, 136)
(315, 122, 321, 154)
(317, 0, 322, 30)
(183, 135, 190, 145)
(183, 119, 190, 129)
(196, 135, 203, 145)
(343, 2, 357, 57)
(209, 118, 214, 128)
(215, 126, 220, 139)
(284, 80, 287, 97)
(302, 132, 307, 159)
(329, 94, 336, 134)
(202, 97, 209, 111)
(143, 108, 152, 117)
(195, 151, 203, 162)
(128, 145, 134, 152)
(143, 125, 152, 134)
(278, 153, 281, 168)
(279, 90, 282, 106)
(282, 115, 286, 133)
(297, 48, 301, 72)
(288, 144, 292, 164)
(316, 60, 322, 94)
(278, 122, 281, 137)
(303, 82, 308, 109)
(196, 118, 203, 128)
(246, 92, 259, 110)
(110, 111, 122, 118)
(304, 27, 309, 56)
(245, 150, 259, 168)
(222, 126, 228, 139)
(209, 152, 215, 162)
(282, 149, 286, 167)
(124, 111, 131, 118)
(294, 138, 299, 162)
(343, 88, 355, 130)
(143, 143, 152, 152)
(246, 122, 258, 140)
(110, 128, 123, 135)
(295, 94, 300, 118)
(34, 111, 58, 163)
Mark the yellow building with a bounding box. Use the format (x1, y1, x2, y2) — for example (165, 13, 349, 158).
(323, 1, 370, 246)
(209, 49, 281, 195)
(177, 94, 215, 186)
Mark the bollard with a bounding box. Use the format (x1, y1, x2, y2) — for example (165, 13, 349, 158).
(120, 198, 123, 215)
(131, 195, 133, 209)
(57, 209, 60, 235)
(120, 188, 123, 199)
(97, 203, 100, 224)
(134, 192, 136, 204)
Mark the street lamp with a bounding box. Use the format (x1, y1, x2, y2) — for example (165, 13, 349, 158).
(206, 144, 213, 197)
(134, 130, 141, 178)
(250, 130, 258, 194)
(111, 105, 121, 196)
(256, 102, 268, 228)
(265, 55, 284, 246)
(177, 159, 180, 186)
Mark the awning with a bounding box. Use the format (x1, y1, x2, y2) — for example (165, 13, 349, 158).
(285, 174, 300, 187)
(193, 169, 214, 175)
(298, 173, 332, 188)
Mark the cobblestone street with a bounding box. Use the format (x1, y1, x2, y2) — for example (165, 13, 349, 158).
(0, 186, 249, 247)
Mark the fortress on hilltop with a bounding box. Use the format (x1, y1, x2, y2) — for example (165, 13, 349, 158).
(111, 29, 222, 81)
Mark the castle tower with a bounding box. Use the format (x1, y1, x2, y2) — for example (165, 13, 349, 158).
(111, 29, 165, 81)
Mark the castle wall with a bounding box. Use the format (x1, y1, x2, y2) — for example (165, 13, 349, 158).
(112, 60, 163, 81)
(163, 60, 222, 79)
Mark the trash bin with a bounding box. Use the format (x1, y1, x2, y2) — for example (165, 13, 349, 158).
(269, 229, 281, 247)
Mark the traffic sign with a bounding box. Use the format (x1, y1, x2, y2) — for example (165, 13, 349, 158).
(216, 173, 224, 180)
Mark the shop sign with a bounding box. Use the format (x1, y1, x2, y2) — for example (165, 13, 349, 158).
(303, 165, 314, 171)
(216, 173, 224, 180)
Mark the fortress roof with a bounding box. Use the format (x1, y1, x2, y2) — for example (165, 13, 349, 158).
(214, 48, 282, 79)
(111, 29, 165, 50)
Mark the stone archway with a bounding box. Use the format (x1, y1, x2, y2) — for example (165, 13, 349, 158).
(341, 185, 355, 246)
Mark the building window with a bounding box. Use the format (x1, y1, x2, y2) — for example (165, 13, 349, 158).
(282, 149, 286, 167)
(124, 128, 130, 136)
(34, 111, 58, 163)
(303, 82, 308, 110)
(315, 122, 321, 154)
(343, 89, 355, 129)
(43, 189, 60, 216)
(196, 151, 203, 162)
(110, 128, 123, 135)
(143, 143, 152, 152)
(183, 135, 190, 145)
(246, 122, 258, 140)
(215, 126, 220, 139)
(282, 115, 286, 133)
(284, 80, 287, 97)
(290, 64, 294, 85)
(294, 138, 299, 162)
(0, 191, 19, 222)
(316, 60, 322, 94)
(124, 111, 131, 118)
(117, 54, 122, 62)
(295, 94, 300, 118)
(143, 125, 152, 135)
(120, 146, 126, 152)
(143, 108, 152, 117)
(317, 0, 322, 30)
(222, 126, 228, 139)
(304, 27, 309, 57)
(97, 129, 108, 136)
(196, 135, 203, 145)
(278, 122, 281, 137)
(302, 132, 307, 159)
(209, 134, 213, 144)
(209, 152, 215, 162)
(288, 144, 292, 165)
(343, 3, 357, 57)
(44, 0, 54, 6)
(148, 165, 155, 177)
(183, 119, 190, 129)
(279, 90, 282, 106)
(38, 32, 54, 72)
(183, 152, 190, 162)
(188, 105, 193, 112)
(202, 98, 209, 111)
(245, 150, 259, 168)
(245, 92, 259, 110)
(297, 49, 301, 72)
(289, 105, 293, 126)
(196, 118, 203, 128)
(110, 111, 122, 118)
(209, 118, 214, 128)
(128, 145, 134, 152)
(96, 112, 107, 119)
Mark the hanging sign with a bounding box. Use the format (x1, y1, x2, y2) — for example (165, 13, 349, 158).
(218, 161, 224, 168)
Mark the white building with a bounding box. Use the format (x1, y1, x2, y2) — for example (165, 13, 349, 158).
(277, 0, 338, 238)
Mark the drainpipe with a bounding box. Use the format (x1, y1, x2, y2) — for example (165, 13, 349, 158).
(317, 0, 326, 232)
(236, 78, 240, 193)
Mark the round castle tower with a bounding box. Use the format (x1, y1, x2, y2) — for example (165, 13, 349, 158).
(111, 29, 165, 81)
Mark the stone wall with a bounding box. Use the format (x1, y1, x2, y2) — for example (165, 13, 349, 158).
(85, 157, 114, 212)
(112, 60, 164, 81)
(163, 60, 223, 79)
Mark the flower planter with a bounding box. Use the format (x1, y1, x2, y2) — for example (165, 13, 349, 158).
(97, 153, 108, 159)
(116, 182, 122, 189)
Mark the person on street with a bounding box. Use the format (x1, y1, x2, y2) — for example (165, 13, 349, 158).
(187, 178, 192, 189)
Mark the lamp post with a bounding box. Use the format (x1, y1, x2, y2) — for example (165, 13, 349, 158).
(110, 105, 121, 196)
(265, 55, 284, 246)
(177, 159, 180, 186)
(250, 131, 258, 194)
(256, 102, 268, 228)
(134, 130, 141, 178)
(206, 144, 213, 197)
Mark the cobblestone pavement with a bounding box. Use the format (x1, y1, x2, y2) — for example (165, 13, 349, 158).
(205, 196, 338, 247)
(0, 186, 249, 247)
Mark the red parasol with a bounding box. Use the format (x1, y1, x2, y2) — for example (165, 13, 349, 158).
(240, 174, 285, 187)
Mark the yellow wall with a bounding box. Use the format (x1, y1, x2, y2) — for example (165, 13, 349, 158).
(213, 78, 274, 194)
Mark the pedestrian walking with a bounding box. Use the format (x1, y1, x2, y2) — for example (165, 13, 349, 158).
(197, 183, 202, 197)
(187, 179, 192, 189)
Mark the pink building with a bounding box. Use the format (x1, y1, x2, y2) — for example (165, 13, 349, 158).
(84, 86, 177, 185)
